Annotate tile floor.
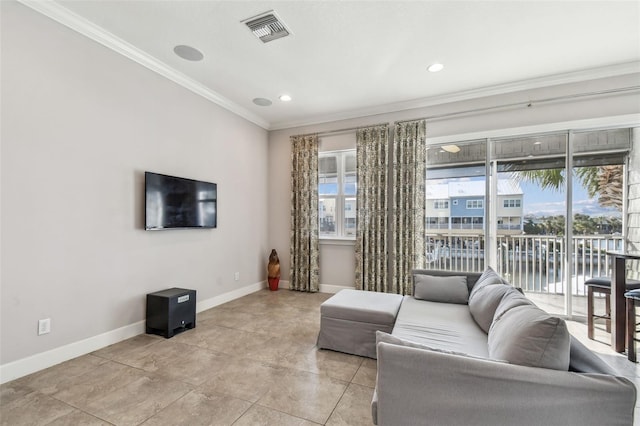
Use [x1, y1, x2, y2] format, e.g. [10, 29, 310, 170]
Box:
[1, 289, 639, 425]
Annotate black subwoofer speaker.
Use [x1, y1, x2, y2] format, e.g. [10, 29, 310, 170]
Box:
[146, 288, 196, 338]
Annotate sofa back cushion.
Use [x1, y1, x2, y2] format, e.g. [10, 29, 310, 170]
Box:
[413, 275, 468, 304]
[468, 267, 503, 299]
[488, 305, 570, 370]
[469, 283, 511, 333]
[492, 287, 535, 323]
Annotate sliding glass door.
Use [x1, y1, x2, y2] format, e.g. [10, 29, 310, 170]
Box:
[425, 128, 632, 318]
[425, 141, 487, 272]
[493, 134, 568, 316]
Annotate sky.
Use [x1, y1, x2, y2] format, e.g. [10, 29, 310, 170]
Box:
[520, 180, 621, 218]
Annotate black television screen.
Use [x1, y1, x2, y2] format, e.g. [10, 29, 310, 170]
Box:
[145, 172, 217, 230]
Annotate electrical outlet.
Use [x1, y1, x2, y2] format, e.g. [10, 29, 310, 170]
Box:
[38, 318, 51, 335]
[234, 272, 240, 281]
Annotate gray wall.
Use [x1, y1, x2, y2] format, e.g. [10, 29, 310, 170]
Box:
[268, 74, 640, 291]
[1, 3, 269, 366]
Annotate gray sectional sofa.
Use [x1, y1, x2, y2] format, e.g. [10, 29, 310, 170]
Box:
[371, 268, 637, 426]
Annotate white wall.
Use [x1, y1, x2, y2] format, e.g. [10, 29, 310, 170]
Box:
[0, 2, 269, 377]
[268, 73, 640, 290]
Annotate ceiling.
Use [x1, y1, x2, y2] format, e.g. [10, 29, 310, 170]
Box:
[24, 1, 640, 130]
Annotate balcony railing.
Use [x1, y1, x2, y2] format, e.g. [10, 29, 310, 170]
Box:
[497, 224, 522, 230]
[426, 223, 449, 230]
[451, 223, 484, 230]
[425, 234, 623, 296]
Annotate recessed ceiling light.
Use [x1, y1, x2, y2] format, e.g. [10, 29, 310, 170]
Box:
[279, 94, 292, 102]
[173, 45, 204, 61]
[442, 145, 460, 153]
[427, 63, 444, 73]
[253, 97, 272, 107]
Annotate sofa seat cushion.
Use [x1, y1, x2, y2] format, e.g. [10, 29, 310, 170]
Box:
[320, 289, 403, 325]
[392, 296, 489, 358]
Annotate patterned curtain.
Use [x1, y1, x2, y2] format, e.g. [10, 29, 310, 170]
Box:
[355, 125, 389, 292]
[392, 120, 427, 295]
[290, 134, 320, 292]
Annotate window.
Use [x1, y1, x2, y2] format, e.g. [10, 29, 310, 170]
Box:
[434, 200, 449, 209]
[319, 150, 356, 238]
[426, 216, 449, 229]
[466, 199, 483, 209]
[424, 129, 633, 318]
[451, 216, 483, 229]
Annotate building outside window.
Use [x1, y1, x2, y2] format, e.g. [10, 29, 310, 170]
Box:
[503, 199, 521, 208]
[434, 200, 449, 209]
[466, 199, 484, 209]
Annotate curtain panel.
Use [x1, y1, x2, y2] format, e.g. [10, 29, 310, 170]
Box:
[355, 125, 389, 292]
[290, 134, 320, 292]
[392, 120, 427, 295]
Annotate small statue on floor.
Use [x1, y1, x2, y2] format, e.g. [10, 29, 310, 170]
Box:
[267, 249, 280, 291]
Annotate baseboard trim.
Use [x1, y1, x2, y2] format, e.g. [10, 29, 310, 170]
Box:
[0, 320, 145, 385]
[196, 281, 267, 312]
[276, 280, 291, 289]
[319, 284, 354, 294]
[0, 282, 266, 384]
[276, 280, 353, 294]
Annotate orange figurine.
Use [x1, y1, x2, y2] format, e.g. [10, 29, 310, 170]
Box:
[267, 249, 280, 291]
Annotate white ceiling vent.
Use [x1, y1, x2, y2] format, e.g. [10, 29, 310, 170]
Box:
[243, 11, 290, 43]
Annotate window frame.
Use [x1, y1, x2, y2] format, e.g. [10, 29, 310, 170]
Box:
[434, 200, 449, 209]
[466, 199, 484, 209]
[318, 149, 357, 240]
[503, 199, 521, 208]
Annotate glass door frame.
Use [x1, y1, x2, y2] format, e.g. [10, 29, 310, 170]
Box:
[487, 133, 576, 318]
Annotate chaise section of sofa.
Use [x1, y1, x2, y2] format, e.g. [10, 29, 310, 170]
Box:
[372, 268, 637, 426]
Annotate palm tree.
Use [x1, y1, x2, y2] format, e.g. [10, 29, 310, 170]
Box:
[519, 165, 623, 211]
[594, 165, 623, 209]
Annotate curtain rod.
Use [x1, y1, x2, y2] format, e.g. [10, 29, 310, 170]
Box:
[297, 122, 389, 138]
[393, 85, 640, 125]
[293, 85, 639, 138]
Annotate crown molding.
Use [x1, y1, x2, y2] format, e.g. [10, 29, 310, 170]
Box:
[269, 61, 640, 130]
[18, 0, 271, 130]
[19, 1, 639, 132]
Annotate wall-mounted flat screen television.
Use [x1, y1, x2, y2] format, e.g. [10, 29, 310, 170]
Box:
[145, 172, 217, 230]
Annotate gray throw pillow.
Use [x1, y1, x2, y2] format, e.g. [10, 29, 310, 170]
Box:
[413, 275, 468, 304]
[469, 283, 511, 333]
[488, 305, 570, 371]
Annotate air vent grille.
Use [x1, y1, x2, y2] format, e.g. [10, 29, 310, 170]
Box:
[244, 11, 290, 43]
